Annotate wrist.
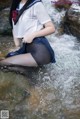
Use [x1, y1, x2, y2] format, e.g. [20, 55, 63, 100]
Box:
[33, 32, 37, 38]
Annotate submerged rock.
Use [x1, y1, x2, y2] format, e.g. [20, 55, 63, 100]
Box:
[0, 8, 12, 36]
[64, 4, 80, 38]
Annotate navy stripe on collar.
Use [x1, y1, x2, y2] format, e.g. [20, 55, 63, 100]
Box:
[14, 0, 42, 25]
[26, 0, 41, 9]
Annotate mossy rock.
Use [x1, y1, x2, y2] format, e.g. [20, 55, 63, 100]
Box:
[0, 8, 12, 36]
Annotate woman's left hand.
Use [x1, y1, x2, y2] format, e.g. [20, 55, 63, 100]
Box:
[22, 33, 36, 43]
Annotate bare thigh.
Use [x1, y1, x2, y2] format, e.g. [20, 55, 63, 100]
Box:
[0, 53, 38, 67]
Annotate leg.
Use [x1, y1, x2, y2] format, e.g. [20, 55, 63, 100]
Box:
[0, 53, 38, 67]
[27, 44, 51, 65]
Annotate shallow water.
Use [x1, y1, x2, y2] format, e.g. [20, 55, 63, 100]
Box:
[0, 0, 80, 119]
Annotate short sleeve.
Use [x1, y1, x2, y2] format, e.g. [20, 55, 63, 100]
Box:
[34, 2, 51, 24]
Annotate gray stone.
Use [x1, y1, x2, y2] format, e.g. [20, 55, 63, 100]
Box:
[64, 4, 80, 38]
[0, 8, 12, 36]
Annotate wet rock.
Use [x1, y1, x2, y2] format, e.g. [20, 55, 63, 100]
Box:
[52, 0, 72, 9]
[0, 63, 41, 81]
[0, 0, 11, 10]
[0, 8, 12, 36]
[64, 4, 80, 38]
[51, 0, 80, 9]
[0, 71, 31, 112]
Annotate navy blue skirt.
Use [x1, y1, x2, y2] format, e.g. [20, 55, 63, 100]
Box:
[6, 37, 56, 65]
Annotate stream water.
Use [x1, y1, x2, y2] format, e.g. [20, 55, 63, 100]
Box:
[0, 0, 80, 119]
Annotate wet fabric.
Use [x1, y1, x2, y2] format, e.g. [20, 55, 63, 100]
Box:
[29, 37, 56, 63]
[26, 43, 51, 65]
[12, 1, 51, 38]
[5, 43, 26, 58]
[5, 37, 56, 65]
[14, 0, 42, 25]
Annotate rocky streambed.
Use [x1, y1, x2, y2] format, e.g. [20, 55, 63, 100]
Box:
[0, 0, 80, 119]
[0, 34, 80, 119]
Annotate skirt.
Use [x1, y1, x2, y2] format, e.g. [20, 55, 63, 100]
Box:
[6, 37, 56, 65]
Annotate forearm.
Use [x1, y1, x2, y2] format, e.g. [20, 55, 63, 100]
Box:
[23, 22, 55, 43]
[34, 26, 55, 38]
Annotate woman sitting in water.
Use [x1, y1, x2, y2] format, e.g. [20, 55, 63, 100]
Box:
[0, 0, 56, 67]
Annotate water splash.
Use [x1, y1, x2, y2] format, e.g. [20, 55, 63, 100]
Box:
[0, 0, 80, 119]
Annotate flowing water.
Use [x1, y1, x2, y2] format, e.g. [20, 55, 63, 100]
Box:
[0, 0, 80, 119]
